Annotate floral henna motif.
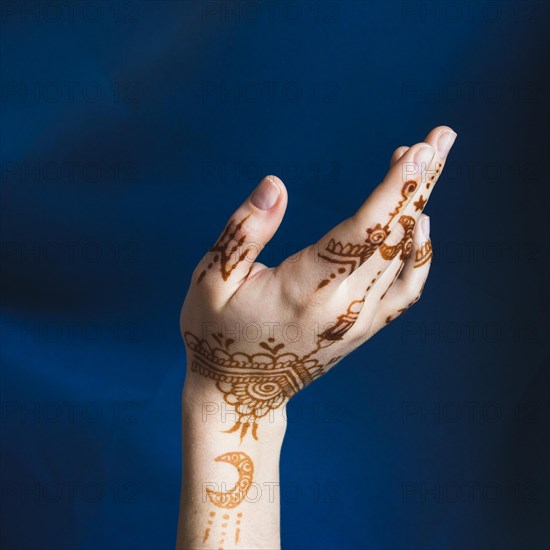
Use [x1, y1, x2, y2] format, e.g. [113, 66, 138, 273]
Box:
[413, 239, 432, 268]
[185, 332, 325, 440]
[185, 297, 368, 440]
[197, 216, 251, 285]
[316, 181, 418, 290]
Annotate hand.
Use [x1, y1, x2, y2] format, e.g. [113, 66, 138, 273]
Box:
[180, 126, 456, 441]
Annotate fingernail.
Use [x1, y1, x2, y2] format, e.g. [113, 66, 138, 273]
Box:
[437, 130, 457, 158]
[421, 215, 430, 238]
[413, 144, 435, 166]
[250, 176, 280, 210]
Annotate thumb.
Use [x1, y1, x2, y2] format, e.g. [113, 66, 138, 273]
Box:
[195, 175, 288, 290]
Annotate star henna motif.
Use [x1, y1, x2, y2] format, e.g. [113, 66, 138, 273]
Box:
[413, 195, 427, 212]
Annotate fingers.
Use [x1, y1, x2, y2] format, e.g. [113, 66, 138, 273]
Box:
[370, 214, 432, 334]
[194, 176, 288, 293]
[320, 126, 455, 294]
[307, 142, 435, 292]
[350, 142, 435, 239]
[390, 146, 409, 167]
[343, 211, 415, 293]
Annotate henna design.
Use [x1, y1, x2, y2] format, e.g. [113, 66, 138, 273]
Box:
[317, 300, 363, 345]
[219, 513, 228, 549]
[203, 510, 244, 549]
[385, 283, 425, 324]
[378, 215, 415, 300]
[186, 293, 370, 440]
[206, 452, 254, 508]
[201, 454, 252, 549]
[427, 162, 442, 189]
[203, 511, 215, 543]
[413, 240, 432, 268]
[413, 195, 427, 211]
[185, 332, 325, 439]
[197, 216, 251, 285]
[385, 296, 419, 324]
[365, 269, 383, 294]
[235, 512, 242, 544]
[316, 224, 388, 289]
[387, 180, 418, 225]
[316, 181, 418, 289]
[379, 215, 415, 261]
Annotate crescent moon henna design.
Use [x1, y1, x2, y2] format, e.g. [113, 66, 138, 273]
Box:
[185, 332, 326, 440]
[413, 239, 432, 268]
[316, 181, 418, 290]
[206, 452, 254, 509]
[197, 216, 251, 285]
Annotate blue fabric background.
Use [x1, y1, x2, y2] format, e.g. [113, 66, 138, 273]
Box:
[1, 1, 548, 549]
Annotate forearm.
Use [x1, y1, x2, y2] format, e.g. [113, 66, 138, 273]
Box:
[176, 373, 287, 549]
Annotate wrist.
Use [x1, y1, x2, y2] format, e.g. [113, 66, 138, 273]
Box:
[182, 370, 288, 447]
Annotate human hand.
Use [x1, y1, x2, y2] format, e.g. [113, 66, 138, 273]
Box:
[180, 126, 456, 441]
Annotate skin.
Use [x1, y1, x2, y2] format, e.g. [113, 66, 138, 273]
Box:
[177, 126, 457, 549]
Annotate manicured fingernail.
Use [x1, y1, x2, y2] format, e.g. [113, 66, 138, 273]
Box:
[250, 176, 280, 210]
[437, 130, 457, 158]
[421, 215, 430, 238]
[413, 144, 435, 166]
